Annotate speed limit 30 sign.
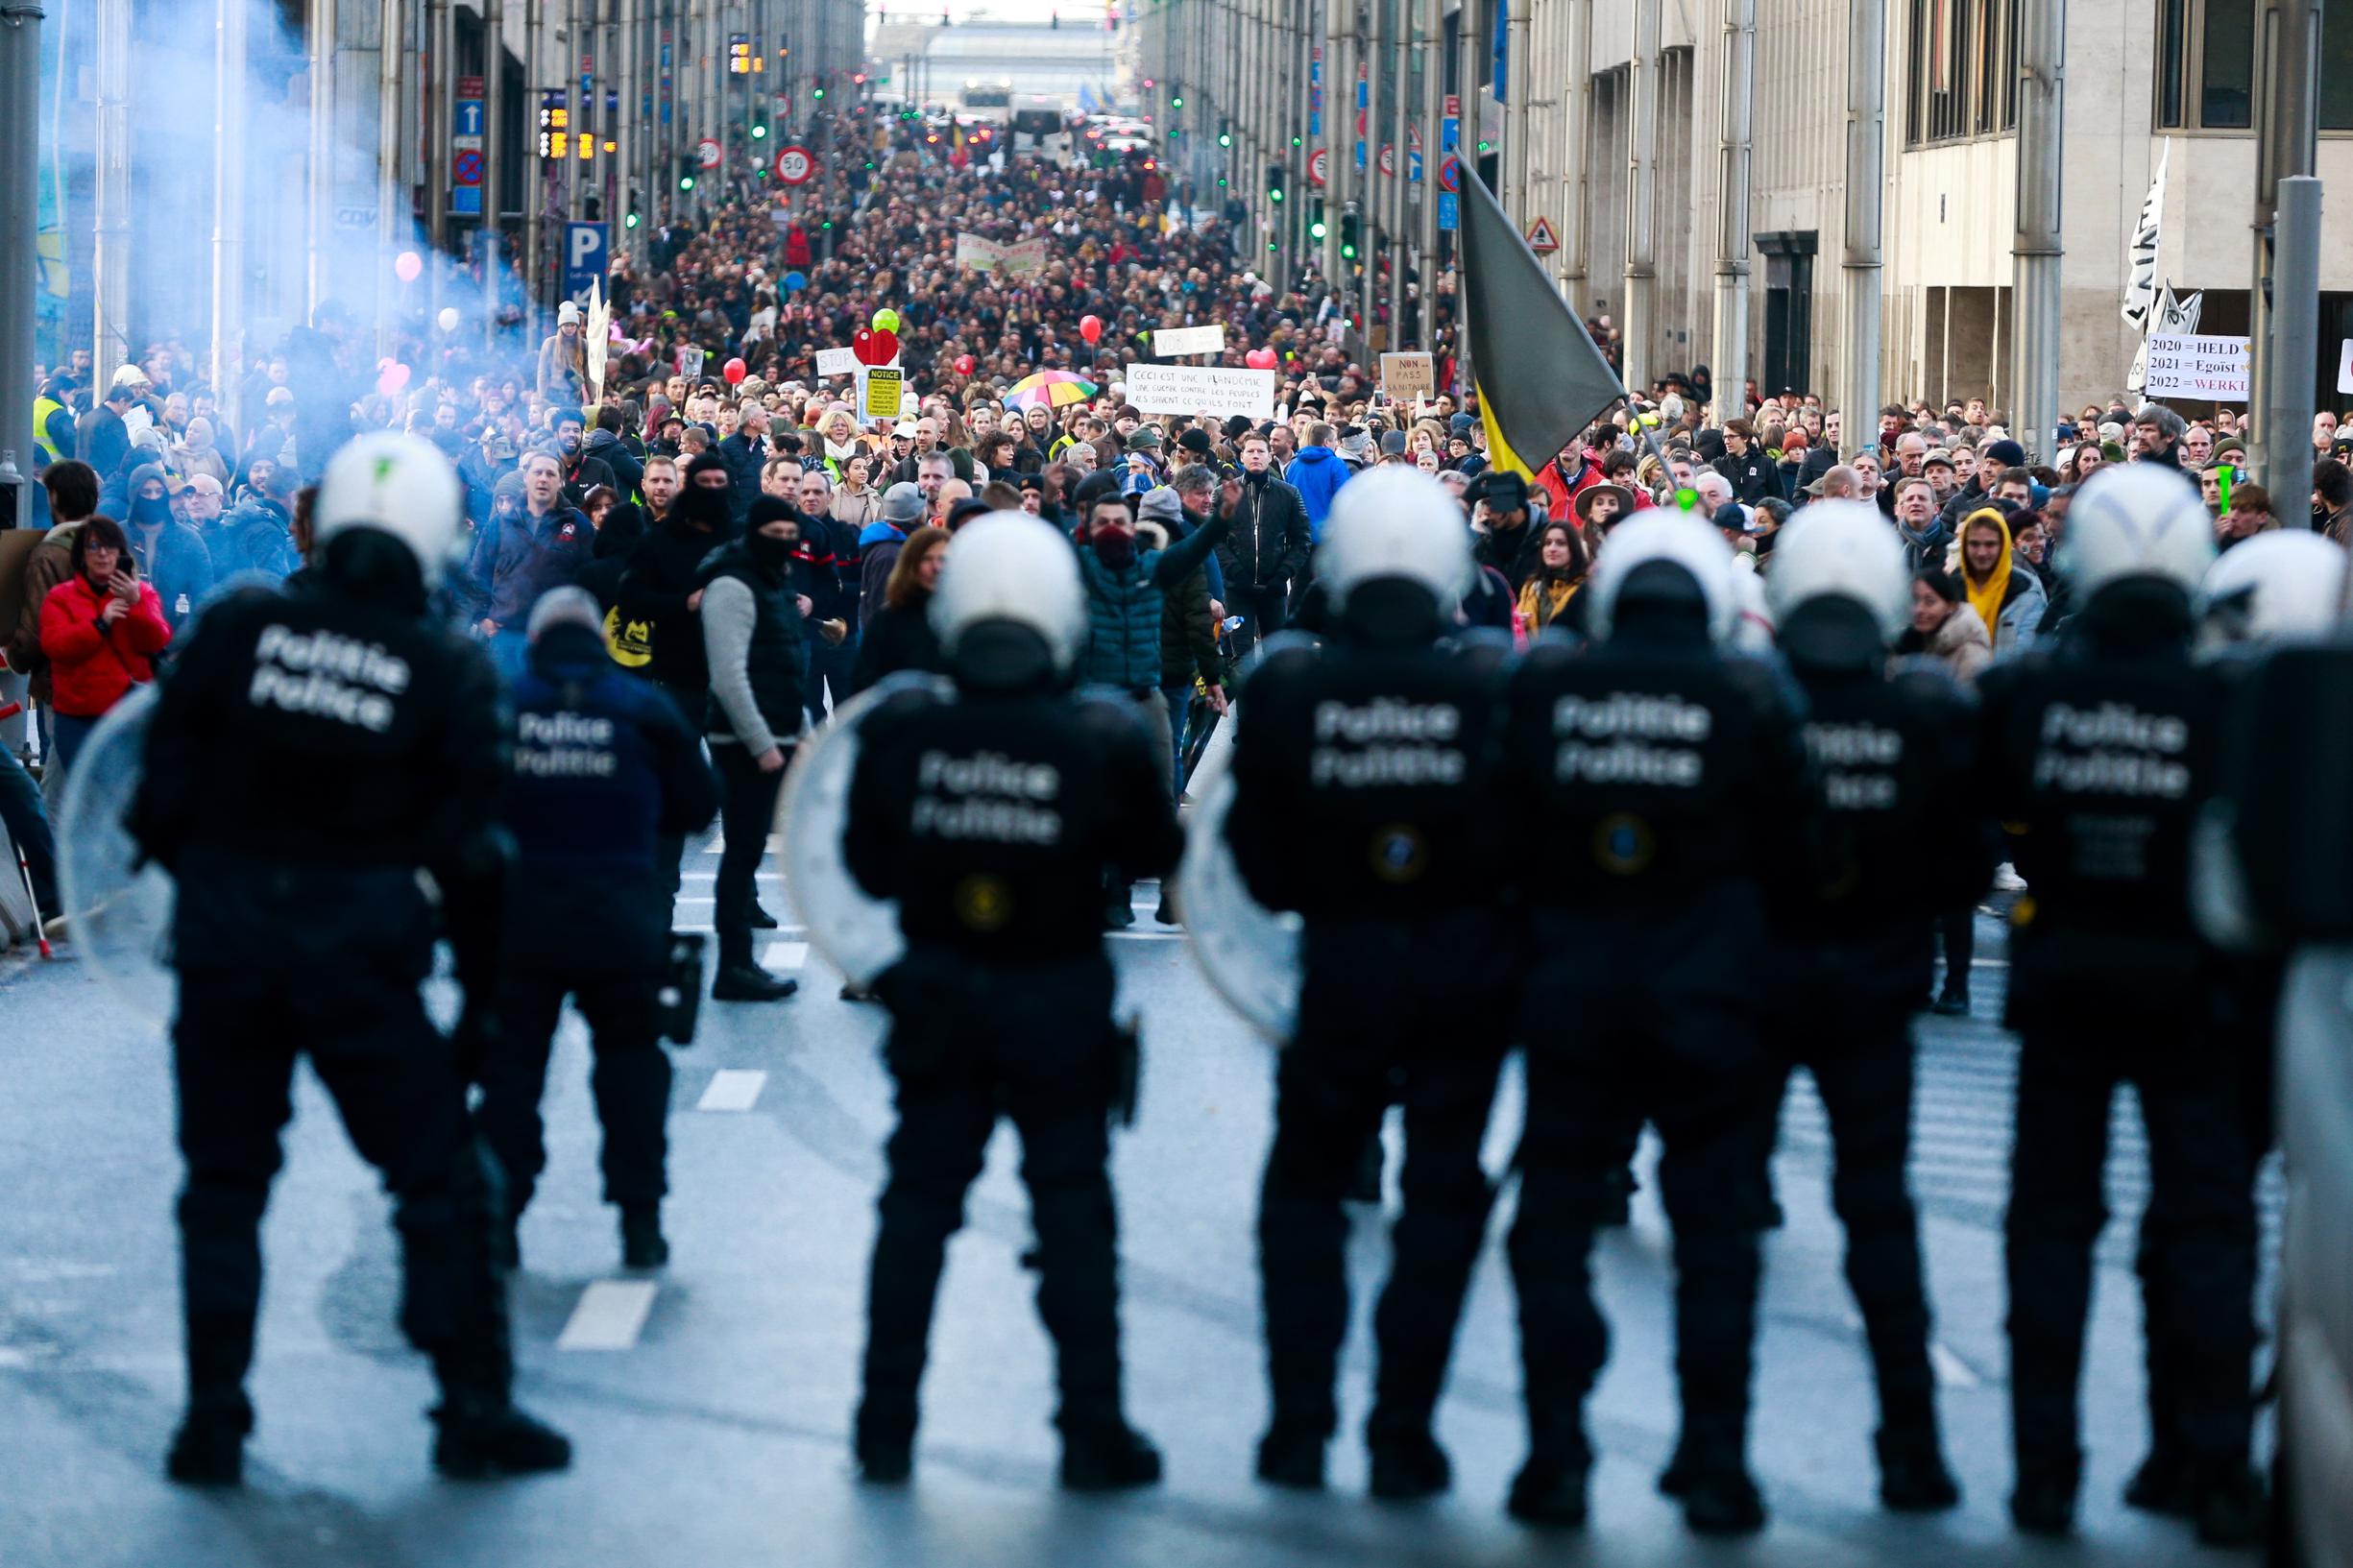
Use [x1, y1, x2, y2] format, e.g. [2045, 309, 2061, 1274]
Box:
[775, 144, 816, 184]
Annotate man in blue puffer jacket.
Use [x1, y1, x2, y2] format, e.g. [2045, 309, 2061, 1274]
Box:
[1283, 421, 1352, 543]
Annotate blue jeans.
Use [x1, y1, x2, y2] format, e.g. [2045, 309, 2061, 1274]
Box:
[487, 629, 533, 684]
[48, 711, 97, 784]
[0, 744, 59, 921]
[1161, 682, 1193, 801]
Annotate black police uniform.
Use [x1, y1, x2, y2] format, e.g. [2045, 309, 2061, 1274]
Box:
[843, 674, 1181, 1486]
[1756, 624, 1984, 1508]
[128, 564, 566, 1484]
[1978, 594, 2259, 1536]
[474, 620, 719, 1267]
[1225, 625, 1516, 1497]
[1498, 585, 1815, 1532]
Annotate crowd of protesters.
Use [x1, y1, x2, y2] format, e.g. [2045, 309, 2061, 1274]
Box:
[2, 103, 2341, 958]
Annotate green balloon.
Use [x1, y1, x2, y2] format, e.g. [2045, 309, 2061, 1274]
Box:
[871, 308, 901, 333]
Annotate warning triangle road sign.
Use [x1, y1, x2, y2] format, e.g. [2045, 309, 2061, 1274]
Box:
[1524, 216, 1561, 254]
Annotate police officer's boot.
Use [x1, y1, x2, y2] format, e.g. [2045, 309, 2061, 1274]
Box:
[1058, 1419, 1163, 1491]
[1875, 1423, 1961, 1511]
[430, 1329, 572, 1479]
[2008, 1457, 2080, 1536]
[712, 929, 798, 1002]
[1659, 1418, 1766, 1535]
[852, 1402, 915, 1485]
[165, 1314, 255, 1486]
[1366, 1409, 1452, 1502]
[2185, 1457, 2266, 1547]
[1505, 1407, 1592, 1528]
[619, 1202, 668, 1270]
[1253, 1418, 1328, 1490]
[1103, 876, 1136, 929]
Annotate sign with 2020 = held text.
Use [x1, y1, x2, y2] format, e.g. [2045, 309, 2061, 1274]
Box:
[1379, 351, 1434, 398]
[1123, 364, 1277, 422]
[1152, 325, 1226, 357]
[2143, 334, 2250, 401]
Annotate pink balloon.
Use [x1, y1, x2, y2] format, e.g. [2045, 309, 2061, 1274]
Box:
[1245, 347, 1278, 370]
[376, 359, 411, 397]
[393, 250, 424, 284]
[1079, 314, 1104, 346]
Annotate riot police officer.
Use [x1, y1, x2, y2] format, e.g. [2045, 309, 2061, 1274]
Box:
[842, 511, 1179, 1490]
[1223, 467, 1513, 1500]
[1979, 464, 2261, 1543]
[1499, 510, 1815, 1534]
[474, 587, 718, 1272]
[1755, 501, 1980, 1511]
[127, 433, 570, 1485]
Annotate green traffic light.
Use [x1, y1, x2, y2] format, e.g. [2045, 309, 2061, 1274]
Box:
[626, 212, 641, 228]
[1218, 132, 1231, 147]
[813, 86, 825, 99]
[751, 123, 766, 138]
[1217, 176, 1226, 186]
[1310, 219, 1327, 238]
[1291, 135, 1302, 146]
[1171, 94, 1183, 108]
[1477, 138, 1492, 153]
[1270, 188, 1283, 202]
[680, 175, 695, 189]
[1341, 242, 1356, 259]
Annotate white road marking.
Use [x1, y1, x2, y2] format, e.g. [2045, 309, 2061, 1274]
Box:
[697, 1069, 768, 1112]
[1930, 1340, 1981, 1389]
[556, 1280, 659, 1351]
[1106, 930, 1186, 942]
[762, 942, 809, 969]
[679, 871, 783, 883]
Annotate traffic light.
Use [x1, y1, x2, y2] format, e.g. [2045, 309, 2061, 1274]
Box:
[751, 120, 767, 139]
[537, 96, 569, 159]
[1309, 197, 1328, 241]
[679, 174, 695, 190]
[1340, 205, 1361, 261]
[1266, 162, 1284, 204]
[1171, 91, 1184, 109]
[728, 36, 752, 74]
[813, 84, 826, 100]
[1218, 123, 1232, 148]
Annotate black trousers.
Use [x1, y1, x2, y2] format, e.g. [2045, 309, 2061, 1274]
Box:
[1756, 1001, 1939, 1436]
[711, 741, 788, 968]
[0, 744, 59, 921]
[1509, 902, 1769, 1465]
[2005, 1023, 2257, 1484]
[477, 969, 669, 1219]
[1258, 916, 1510, 1440]
[1225, 582, 1289, 663]
[859, 953, 1127, 1442]
[174, 961, 503, 1414]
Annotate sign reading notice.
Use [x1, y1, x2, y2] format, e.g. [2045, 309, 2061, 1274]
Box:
[814, 347, 861, 377]
[2143, 333, 2251, 400]
[1379, 351, 1434, 398]
[1152, 325, 1225, 357]
[1123, 364, 1278, 422]
[954, 233, 1049, 277]
[861, 367, 905, 422]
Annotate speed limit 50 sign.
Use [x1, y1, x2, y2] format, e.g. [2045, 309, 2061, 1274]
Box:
[775, 145, 816, 184]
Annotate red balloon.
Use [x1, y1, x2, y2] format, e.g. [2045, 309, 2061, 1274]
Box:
[723, 356, 748, 385]
[853, 327, 875, 363]
[955, 354, 977, 375]
[1079, 314, 1104, 346]
[1245, 347, 1278, 371]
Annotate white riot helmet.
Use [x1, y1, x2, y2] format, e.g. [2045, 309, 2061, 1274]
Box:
[1586, 508, 1737, 643]
[2055, 463, 2216, 603]
[2196, 531, 2349, 649]
[929, 511, 1086, 681]
[313, 431, 465, 577]
[1765, 499, 1911, 664]
[1315, 465, 1474, 615]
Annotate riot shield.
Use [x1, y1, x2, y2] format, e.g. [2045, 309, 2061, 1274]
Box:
[1176, 713, 1301, 1043]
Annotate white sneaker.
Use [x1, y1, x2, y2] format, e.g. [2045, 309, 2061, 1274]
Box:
[39, 915, 69, 943]
[1993, 861, 2026, 893]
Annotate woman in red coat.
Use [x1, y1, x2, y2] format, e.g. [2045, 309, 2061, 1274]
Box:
[38, 513, 171, 782]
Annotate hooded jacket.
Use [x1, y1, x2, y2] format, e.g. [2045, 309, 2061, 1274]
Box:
[1074, 507, 1229, 691]
[619, 470, 734, 692]
[1283, 445, 1349, 542]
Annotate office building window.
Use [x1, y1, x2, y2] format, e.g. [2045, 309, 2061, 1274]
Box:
[2159, 0, 2353, 130]
[1905, 0, 2020, 146]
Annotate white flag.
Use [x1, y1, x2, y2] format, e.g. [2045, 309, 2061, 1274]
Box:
[2123, 142, 2171, 329]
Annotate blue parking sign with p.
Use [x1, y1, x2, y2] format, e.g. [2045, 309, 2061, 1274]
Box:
[563, 222, 609, 302]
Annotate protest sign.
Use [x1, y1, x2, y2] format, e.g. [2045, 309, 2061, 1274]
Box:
[1122, 364, 1278, 422]
[2143, 334, 2250, 401]
[954, 233, 1049, 277]
[861, 367, 906, 422]
[1379, 351, 1434, 398]
[1152, 325, 1226, 357]
[814, 347, 861, 377]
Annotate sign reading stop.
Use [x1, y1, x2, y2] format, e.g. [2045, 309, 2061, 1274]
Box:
[775, 144, 815, 184]
[1308, 147, 1329, 187]
[695, 136, 721, 170]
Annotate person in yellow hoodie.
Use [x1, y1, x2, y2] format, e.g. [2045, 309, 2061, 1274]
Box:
[1954, 507, 2048, 656]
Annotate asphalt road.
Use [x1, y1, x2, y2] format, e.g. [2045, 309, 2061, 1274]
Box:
[0, 861, 2270, 1568]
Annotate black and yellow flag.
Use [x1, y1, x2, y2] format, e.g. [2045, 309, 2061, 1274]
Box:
[1461, 167, 1627, 482]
